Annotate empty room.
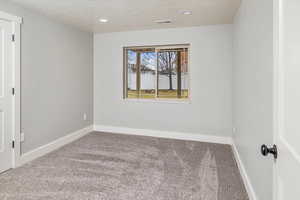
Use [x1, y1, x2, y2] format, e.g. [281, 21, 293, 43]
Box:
[0, 0, 298, 199]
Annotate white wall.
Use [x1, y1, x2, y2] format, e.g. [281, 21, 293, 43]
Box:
[0, 1, 94, 153]
[233, 0, 274, 199]
[94, 25, 233, 137]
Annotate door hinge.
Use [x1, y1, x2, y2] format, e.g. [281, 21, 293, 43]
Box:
[12, 88, 15, 95]
[12, 141, 15, 149]
[12, 34, 15, 42]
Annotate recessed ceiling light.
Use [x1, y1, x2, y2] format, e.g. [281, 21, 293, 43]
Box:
[180, 10, 192, 15]
[99, 18, 108, 23]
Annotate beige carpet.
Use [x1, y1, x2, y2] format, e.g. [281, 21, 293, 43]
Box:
[0, 132, 249, 200]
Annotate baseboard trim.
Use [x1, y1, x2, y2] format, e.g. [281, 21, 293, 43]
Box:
[17, 125, 93, 167]
[231, 142, 258, 200]
[94, 125, 232, 144]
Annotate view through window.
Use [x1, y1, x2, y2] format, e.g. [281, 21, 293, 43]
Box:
[124, 45, 189, 100]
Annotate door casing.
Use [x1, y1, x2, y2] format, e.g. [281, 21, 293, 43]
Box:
[0, 11, 22, 168]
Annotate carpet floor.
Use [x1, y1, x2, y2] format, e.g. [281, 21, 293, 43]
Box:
[0, 132, 249, 200]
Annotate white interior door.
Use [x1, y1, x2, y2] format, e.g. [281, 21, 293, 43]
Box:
[274, 0, 300, 199]
[0, 19, 13, 173]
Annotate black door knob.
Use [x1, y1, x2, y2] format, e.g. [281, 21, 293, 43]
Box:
[261, 144, 278, 159]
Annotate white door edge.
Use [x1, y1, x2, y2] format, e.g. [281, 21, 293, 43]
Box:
[272, 0, 300, 199]
[273, 0, 280, 199]
[273, 0, 284, 199]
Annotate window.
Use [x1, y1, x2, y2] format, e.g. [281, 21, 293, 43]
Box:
[124, 44, 189, 100]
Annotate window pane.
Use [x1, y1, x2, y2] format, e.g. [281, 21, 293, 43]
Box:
[157, 49, 189, 99]
[180, 49, 189, 98]
[124, 45, 189, 100]
[127, 50, 138, 98]
[140, 51, 156, 98]
[157, 51, 177, 98]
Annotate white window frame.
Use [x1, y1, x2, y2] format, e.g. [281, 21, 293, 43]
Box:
[123, 44, 191, 103]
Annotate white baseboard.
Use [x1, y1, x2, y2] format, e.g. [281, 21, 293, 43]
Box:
[231, 142, 257, 200]
[94, 125, 233, 145]
[17, 125, 93, 167]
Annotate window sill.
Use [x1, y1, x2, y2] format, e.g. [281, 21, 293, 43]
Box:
[123, 98, 191, 104]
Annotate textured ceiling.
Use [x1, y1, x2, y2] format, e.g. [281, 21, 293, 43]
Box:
[8, 0, 241, 33]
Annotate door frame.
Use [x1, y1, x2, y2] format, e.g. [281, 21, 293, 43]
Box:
[0, 11, 22, 168]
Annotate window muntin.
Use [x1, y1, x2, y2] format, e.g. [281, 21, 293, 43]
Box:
[124, 45, 189, 100]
